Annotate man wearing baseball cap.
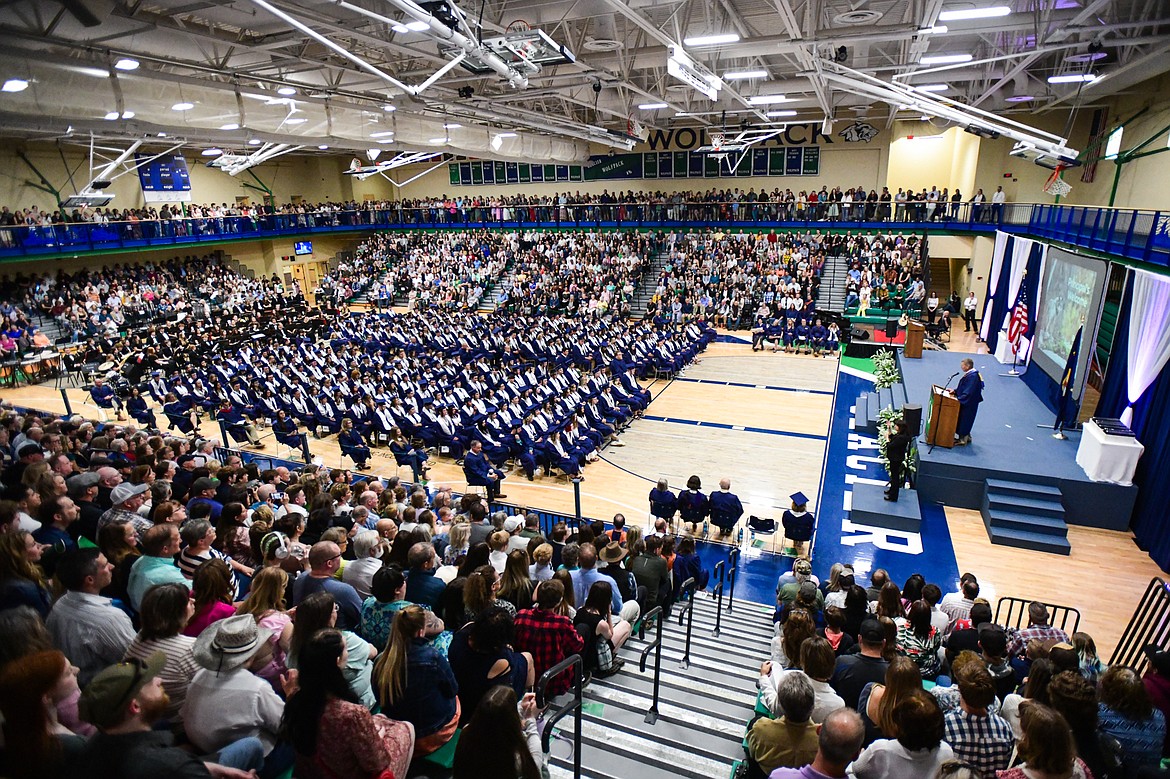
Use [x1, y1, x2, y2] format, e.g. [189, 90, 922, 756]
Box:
[97, 481, 152, 543]
[76, 652, 263, 778]
[186, 477, 225, 522]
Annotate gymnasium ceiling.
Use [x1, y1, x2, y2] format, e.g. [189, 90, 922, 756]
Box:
[0, 0, 1166, 162]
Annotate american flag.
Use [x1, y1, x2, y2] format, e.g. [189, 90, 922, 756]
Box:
[1008, 286, 1029, 354]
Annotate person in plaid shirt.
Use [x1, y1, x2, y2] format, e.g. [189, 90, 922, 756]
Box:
[512, 579, 584, 697]
[1006, 602, 1070, 658]
[943, 662, 1015, 779]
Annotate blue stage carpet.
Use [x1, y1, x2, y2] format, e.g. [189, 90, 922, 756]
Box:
[811, 367, 961, 592]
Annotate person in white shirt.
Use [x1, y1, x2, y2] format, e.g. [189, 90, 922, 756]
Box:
[848, 689, 955, 778]
[991, 186, 1007, 222]
[342, 530, 385, 600]
[962, 292, 979, 332]
[46, 548, 136, 687]
[760, 638, 846, 723]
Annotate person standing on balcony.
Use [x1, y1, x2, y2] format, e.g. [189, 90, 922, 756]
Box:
[992, 186, 1007, 222]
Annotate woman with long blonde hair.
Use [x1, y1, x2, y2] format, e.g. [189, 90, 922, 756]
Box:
[373, 605, 459, 755]
[0, 531, 50, 617]
[860, 655, 923, 744]
[236, 566, 294, 689]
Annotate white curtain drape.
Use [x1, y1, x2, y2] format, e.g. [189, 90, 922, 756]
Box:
[1123, 268, 1170, 424]
[979, 231, 1011, 342]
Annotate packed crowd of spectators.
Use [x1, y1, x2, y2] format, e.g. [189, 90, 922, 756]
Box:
[493, 230, 658, 318]
[0, 400, 725, 779]
[841, 233, 927, 315]
[743, 560, 1164, 779]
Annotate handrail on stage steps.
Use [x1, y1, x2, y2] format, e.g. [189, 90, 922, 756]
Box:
[637, 605, 665, 725]
[711, 559, 726, 638]
[536, 653, 585, 779]
[676, 576, 698, 670]
[1109, 577, 1170, 675]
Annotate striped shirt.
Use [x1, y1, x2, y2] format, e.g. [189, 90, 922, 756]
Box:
[943, 709, 1015, 779]
[124, 634, 199, 721]
[45, 591, 137, 687]
[178, 546, 239, 600]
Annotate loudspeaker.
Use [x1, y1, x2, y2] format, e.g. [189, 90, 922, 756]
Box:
[852, 327, 870, 340]
[885, 319, 899, 338]
[902, 403, 923, 436]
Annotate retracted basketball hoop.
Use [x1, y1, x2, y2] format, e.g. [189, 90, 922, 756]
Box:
[1043, 163, 1072, 197]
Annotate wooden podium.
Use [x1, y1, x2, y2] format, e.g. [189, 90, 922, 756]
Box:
[904, 322, 925, 359]
[926, 384, 960, 448]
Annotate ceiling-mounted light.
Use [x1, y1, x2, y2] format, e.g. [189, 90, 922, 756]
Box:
[277, 86, 297, 96]
[1005, 94, 1035, 103]
[765, 110, 797, 117]
[391, 23, 409, 33]
[444, 123, 462, 129]
[121, 111, 134, 119]
[911, 84, 949, 92]
[938, 5, 1010, 20]
[1, 79, 28, 93]
[202, 148, 223, 156]
[383, 104, 396, 112]
[1048, 73, 1097, 83]
[497, 132, 518, 138]
[919, 25, 948, 33]
[920, 53, 972, 65]
[723, 70, 767, 80]
[405, 20, 430, 31]
[748, 94, 788, 105]
[114, 58, 139, 71]
[428, 137, 447, 144]
[171, 102, 194, 111]
[638, 102, 668, 110]
[248, 139, 263, 145]
[285, 117, 307, 124]
[103, 111, 119, 120]
[318, 144, 329, 150]
[157, 132, 166, 137]
[683, 33, 740, 46]
[370, 131, 395, 138]
[220, 123, 240, 130]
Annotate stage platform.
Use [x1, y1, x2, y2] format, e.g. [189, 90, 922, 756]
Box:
[899, 350, 1137, 535]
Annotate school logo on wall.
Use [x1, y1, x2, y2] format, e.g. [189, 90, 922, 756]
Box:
[839, 122, 880, 143]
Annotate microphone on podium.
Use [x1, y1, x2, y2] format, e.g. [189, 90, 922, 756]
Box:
[942, 371, 960, 391]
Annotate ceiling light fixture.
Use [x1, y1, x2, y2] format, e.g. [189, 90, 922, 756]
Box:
[428, 137, 447, 144]
[405, 20, 430, 31]
[1048, 73, 1097, 83]
[920, 53, 972, 65]
[748, 94, 788, 105]
[121, 111, 134, 119]
[171, 102, 194, 111]
[114, 58, 139, 71]
[444, 123, 462, 129]
[919, 24, 948, 33]
[277, 86, 297, 96]
[383, 104, 396, 112]
[318, 144, 329, 150]
[248, 139, 263, 145]
[911, 83, 949, 92]
[766, 110, 797, 117]
[285, 117, 307, 124]
[938, 6, 1010, 20]
[103, 111, 119, 120]
[370, 131, 395, 137]
[220, 123, 240, 130]
[1, 79, 28, 92]
[391, 23, 409, 33]
[638, 102, 668, 110]
[723, 70, 767, 80]
[683, 33, 740, 46]
[202, 148, 223, 156]
[497, 132, 518, 138]
[1005, 94, 1035, 102]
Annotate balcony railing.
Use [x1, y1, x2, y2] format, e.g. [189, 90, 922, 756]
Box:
[1, 200, 1166, 267]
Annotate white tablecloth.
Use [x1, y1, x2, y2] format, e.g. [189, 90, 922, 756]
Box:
[994, 329, 1032, 365]
[1076, 419, 1144, 485]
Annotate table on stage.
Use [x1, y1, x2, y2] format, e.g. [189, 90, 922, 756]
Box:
[1076, 419, 1144, 486]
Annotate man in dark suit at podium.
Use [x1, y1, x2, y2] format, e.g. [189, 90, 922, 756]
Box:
[953, 357, 984, 446]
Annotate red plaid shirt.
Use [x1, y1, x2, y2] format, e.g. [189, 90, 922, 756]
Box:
[513, 607, 585, 696]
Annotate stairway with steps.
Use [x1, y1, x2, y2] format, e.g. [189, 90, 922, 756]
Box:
[629, 250, 672, 320]
[816, 254, 850, 312]
[476, 257, 516, 313]
[927, 256, 951, 298]
[853, 380, 910, 435]
[541, 593, 774, 779]
[981, 478, 1071, 555]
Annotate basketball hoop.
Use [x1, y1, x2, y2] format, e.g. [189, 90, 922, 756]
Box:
[1043, 164, 1072, 197]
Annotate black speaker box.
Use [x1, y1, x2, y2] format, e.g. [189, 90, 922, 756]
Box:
[902, 403, 923, 436]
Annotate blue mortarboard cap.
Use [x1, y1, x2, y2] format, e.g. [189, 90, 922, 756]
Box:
[790, 491, 809, 506]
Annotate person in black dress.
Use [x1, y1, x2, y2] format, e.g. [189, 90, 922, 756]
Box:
[885, 420, 912, 501]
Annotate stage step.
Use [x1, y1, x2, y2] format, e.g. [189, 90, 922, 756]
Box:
[985, 526, 1072, 555]
[984, 478, 1063, 500]
[981, 478, 1070, 556]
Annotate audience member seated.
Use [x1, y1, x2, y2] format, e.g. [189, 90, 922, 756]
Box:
[746, 671, 820, 777]
[849, 689, 955, 778]
[832, 619, 890, 710]
[942, 662, 1016, 778]
[45, 548, 135, 687]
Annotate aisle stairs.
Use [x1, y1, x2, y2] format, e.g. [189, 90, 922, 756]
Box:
[980, 478, 1071, 555]
[816, 254, 850, 311]
[630, 250, 673, 319]
[409, 590, 774, 779]
[476, 256, 516, 313]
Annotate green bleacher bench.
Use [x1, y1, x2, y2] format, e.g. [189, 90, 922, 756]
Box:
[421, 729, 460, 769]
